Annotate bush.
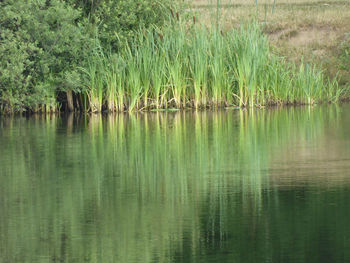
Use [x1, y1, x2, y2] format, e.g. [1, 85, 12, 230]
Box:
[93, 0, 175, 51]
[65, 0, 177, 51]
[0, 0, 94, 112]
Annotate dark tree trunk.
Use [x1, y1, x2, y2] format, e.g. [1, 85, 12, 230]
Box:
[66, 90, 74, 112]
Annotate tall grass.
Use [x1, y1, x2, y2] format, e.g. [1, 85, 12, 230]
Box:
[80, 23, 342, 112]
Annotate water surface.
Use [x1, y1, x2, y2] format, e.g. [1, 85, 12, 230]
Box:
[1, 106, 350, 263]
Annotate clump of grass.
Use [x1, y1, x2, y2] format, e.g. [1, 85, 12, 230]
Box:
[80, 23, 343, 112]
[81, 49, 104, 112]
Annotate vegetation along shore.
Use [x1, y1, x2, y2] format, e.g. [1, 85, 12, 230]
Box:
[1, 0, 349, 113]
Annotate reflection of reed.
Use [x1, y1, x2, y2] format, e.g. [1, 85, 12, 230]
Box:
[0, 105, 349, 262]
[262, 106, 350, 187]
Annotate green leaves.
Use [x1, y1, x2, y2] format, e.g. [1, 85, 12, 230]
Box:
[0, 0, 94, 112]
[93, 0, 175, 51]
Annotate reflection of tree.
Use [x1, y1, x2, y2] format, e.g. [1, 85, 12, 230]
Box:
[0, 105, 349, 262]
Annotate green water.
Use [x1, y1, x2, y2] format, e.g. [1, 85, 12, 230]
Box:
[1, 106, 350, 263]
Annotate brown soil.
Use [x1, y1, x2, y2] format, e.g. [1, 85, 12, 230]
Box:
[269, 26, 339, 46]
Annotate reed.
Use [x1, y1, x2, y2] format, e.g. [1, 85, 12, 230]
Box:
[104, 55, 118, 112]
[79, 23, 343, 112]
[208, 32, 228, 106]
[81, 56, 103, 112]
[163, 28, 187, 108]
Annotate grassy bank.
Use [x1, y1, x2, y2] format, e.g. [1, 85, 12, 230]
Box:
[79, 24, 342, 112]
[1, 0, 349, 113]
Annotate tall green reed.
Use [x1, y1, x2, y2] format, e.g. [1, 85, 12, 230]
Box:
[79, 23, 342, 112]
[81, 50, 104, 112]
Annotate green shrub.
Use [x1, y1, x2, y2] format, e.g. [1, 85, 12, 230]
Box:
[0, 0, 94, 112]
[65, 0, 177, 51]
[92, 0, 176, 51]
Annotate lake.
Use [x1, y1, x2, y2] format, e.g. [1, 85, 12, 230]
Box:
[1, 105, 350, 263]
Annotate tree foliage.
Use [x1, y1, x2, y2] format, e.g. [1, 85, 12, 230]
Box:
[0, 0, 93, 111]
[93, 0, 173, 50]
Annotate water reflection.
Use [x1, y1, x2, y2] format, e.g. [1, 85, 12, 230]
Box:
[0, 106, 350, 263]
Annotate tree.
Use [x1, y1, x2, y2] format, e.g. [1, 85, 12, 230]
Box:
[0, 0, 93, 112]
